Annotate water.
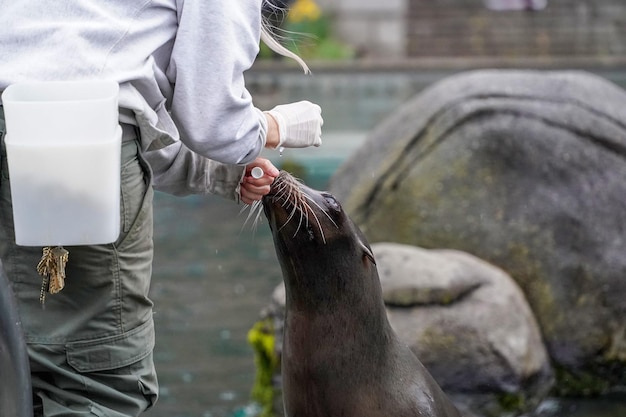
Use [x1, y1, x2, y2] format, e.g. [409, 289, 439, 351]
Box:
[145, 191, 279, 417]
[144, 67, 626, 417]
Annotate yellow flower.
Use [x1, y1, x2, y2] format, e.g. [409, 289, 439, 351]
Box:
[287, 0, 322, 23]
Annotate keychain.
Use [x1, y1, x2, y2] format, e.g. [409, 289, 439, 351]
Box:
[37, 246, 69, 305]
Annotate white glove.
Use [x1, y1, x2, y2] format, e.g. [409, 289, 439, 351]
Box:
[265, 101, 323, 148]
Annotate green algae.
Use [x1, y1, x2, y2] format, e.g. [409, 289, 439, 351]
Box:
[553, 365, 612, 397]
[497, 392, 526, 413]
[247, 318, 280, 417]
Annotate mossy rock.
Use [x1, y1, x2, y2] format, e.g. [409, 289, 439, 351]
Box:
[329, 69, 626, 394]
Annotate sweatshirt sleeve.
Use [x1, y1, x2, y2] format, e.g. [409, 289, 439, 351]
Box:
[167, 0, 266, 166]
[142, 139, 246, 200]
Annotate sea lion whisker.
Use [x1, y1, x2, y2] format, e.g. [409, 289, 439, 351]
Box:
[273, 190, 325, 243]
[303, 194, 339, 229]
[281, 177, 298, 191]
[271, 174, 331, 242]
[251, 202, 266, 231]
[277, 182, 302, 213]
[279, 184, 297, 206]
[239, 200, 265, 233]
[292, 207, 307, 239]
[299, 197, 327, 244]
[276, 182, 291, 198]
[277, 201, 302, 235]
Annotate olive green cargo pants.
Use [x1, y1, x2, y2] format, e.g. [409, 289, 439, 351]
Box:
[0, 108, 158, 416]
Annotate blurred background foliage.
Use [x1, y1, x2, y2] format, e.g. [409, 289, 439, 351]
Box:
[260, 0, 355, 61]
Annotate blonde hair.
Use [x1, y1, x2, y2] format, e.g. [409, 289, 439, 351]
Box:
[260, 2, 310, 74]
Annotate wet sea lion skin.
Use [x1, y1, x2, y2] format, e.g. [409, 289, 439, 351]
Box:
[262, 171, 461, 417]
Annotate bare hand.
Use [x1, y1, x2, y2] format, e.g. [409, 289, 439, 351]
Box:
[240, 157, 279, 205]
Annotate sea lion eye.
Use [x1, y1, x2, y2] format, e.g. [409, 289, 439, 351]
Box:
[322, 193, 341, 212]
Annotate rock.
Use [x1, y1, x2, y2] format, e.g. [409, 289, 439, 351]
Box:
[375, 243, 483, 306]
[329, 69, 626, 393]
[373, 242, 553, 416]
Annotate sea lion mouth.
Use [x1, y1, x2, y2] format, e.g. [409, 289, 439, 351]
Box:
[262, 171, 338, 244]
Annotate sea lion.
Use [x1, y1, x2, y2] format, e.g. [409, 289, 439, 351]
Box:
[261, 171, 462, 417]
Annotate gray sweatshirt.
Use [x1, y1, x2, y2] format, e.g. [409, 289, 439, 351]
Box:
[0, 0, 269, 199]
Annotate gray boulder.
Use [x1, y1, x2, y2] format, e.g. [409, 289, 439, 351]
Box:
[373, 242, 552, 416]
[329, 69, 626, 394]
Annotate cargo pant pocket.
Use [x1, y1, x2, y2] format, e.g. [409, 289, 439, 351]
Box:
[65, 319, 158, 414]
[66, 319, 154, 372]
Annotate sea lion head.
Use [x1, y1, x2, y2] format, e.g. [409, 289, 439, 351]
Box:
[262, 171, 377, 309]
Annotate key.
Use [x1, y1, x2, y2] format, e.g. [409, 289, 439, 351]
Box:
[37, 246, 69, 304]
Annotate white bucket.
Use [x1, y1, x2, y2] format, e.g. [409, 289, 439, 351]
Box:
[2, 80, 122, 246]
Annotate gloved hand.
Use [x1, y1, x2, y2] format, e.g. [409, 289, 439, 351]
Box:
[265, 101, 323, 148]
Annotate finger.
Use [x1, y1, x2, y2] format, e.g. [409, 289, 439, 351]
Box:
[241, 183, 270, 202]
[244, 176, 274, 187]
[253, 158, 279, 178]
[241, 195, 255, 205]
[245, 183, 271, 195]
[240, 188, 258, 205]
